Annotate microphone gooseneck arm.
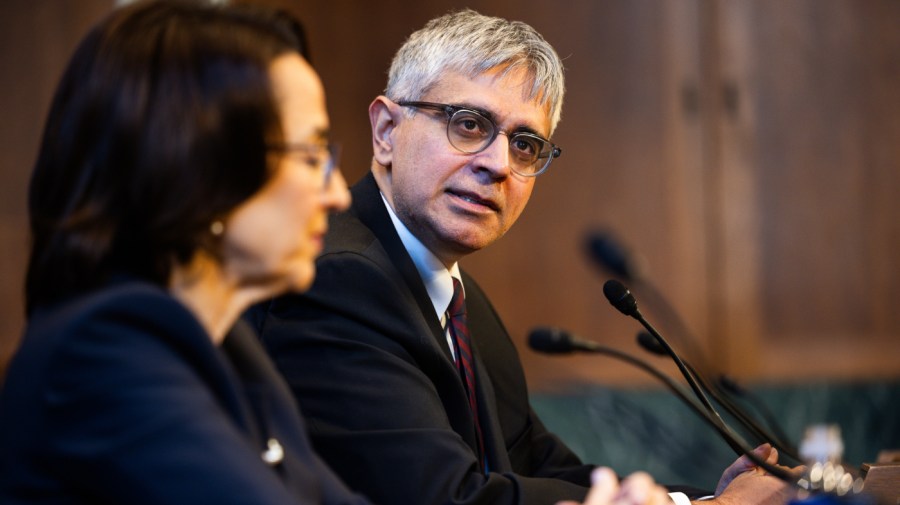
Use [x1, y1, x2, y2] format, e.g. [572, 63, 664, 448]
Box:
[602, 280, 722, 423]
[636, 332, 802, 462]
[718, 376, 798, 457]
[587, 231, 798, 459]
[601, 280, 802, 483]
[528, 326, 797, 484]
[529, 328, 706, 411]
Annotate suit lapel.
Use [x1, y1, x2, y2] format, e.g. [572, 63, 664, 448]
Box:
[349, 173, 454, 362]
[220, 321, 272, 446]
[460, 271, 513, 472]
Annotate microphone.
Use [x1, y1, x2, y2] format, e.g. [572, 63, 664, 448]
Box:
[586, 230, 643, 280]
[528, 327, 715, 425]
[587, 231, 802, 461]
[601, 280, 805, 481]
[528, 327, 603, 353]
[602, 280, 719, 418]
[636, 330, 666, 355]
[589, 231, 798, 459]
[586, 230, 710, 373]
[589, 230, 798, 460]
[602, 278, 639, 317]
[636, 331, 801, 462]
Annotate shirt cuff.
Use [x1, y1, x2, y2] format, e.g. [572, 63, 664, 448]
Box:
[670, 492, 715, 504]
[669, 492, 692, 505]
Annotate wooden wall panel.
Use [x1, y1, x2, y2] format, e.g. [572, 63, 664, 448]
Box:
[0, 0, 114, 380]
[713, 0, 900, 380]
[1, 0, 897, 390]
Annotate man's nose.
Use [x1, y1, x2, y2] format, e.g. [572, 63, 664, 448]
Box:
[473, 133, 511, 178]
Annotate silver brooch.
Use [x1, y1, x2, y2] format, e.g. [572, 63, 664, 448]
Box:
[261, 438, 284, 466]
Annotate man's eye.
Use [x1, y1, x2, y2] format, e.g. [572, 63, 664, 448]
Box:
[450, 113, 490, 138]
[513, 139, 535, 155]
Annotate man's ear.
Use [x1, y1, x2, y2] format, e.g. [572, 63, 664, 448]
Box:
[369, 96, 398, 167]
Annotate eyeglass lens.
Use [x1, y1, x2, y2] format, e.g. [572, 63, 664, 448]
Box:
[446, 109, 553, 175]
[323, 143, 340, 185]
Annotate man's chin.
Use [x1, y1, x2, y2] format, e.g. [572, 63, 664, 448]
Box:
[447, 232, 500, 256]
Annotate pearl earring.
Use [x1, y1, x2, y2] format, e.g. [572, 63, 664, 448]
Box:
[210, 220, 225, 236]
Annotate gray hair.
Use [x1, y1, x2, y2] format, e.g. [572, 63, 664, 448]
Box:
[385, 9, 565, 133]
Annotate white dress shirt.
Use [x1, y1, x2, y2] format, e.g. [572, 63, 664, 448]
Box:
[381, 193, 461, 360]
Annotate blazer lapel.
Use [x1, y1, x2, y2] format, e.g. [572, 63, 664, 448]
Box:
[221, 319, 307, 468]
[349, 173, 454, 362]
[460, 271, 513, 473]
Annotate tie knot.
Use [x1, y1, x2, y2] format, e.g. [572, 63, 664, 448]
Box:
[448, 278, 466, 319]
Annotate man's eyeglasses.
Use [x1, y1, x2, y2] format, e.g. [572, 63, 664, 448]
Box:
[396, 101, 561, 177]
[268, 142, 340, 186]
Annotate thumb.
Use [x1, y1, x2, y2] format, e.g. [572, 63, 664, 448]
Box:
[765, 446, 779, 466]
[743, 443, 774, 471]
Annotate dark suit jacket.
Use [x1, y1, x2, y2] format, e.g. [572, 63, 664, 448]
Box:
[249, 172, 594, 505]
[0, 281, 369, 505]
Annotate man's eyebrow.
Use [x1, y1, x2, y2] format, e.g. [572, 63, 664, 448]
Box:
[453, 102, 547, 139]
[511, 124, 545, 139]
[453, 102, 494, 119]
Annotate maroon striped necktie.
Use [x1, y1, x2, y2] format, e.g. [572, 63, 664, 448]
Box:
[447, 277, 485, 469]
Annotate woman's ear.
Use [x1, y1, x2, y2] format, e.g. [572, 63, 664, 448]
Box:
[369, 96, 398, 167]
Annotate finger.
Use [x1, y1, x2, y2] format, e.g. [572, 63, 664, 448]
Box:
[639, 480, 671, 505]
[715, 444, 773, 496]
[649, 484, 673, 505]
[582, 467, 619, 505]
[751, 443, 773, 462]
[765, 446, 779, 465]
[728, 452, 759, 475]
[771, 463, 806, 480]
[615, 471, 655, 505]
[741, 443, 774, 472]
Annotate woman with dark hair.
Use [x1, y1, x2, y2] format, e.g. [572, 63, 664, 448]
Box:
[0, 1, 369, 503]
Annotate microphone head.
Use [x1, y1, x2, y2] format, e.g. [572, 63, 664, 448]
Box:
[717, 375, 746, 395]
[528, 327, 575, 354]
[585, 231, 641, 280]
[603, 279, 639, 317]
[636, 331, 666, 356]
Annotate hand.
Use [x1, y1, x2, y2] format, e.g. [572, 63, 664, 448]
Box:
[715, 443, 778, 495]
[710, 444, 802, 505]
[557, 467, 671, 505]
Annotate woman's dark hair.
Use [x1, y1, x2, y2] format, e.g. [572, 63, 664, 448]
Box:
[25, 0, 307, 314]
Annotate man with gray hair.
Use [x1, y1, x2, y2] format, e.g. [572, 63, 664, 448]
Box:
[250, 9, 794, 505]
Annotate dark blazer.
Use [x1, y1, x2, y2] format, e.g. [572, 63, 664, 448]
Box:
[0, 281, 369, 505]
[249, 172, 594, 505]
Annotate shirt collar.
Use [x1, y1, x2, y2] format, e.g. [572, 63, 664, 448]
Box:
[380, 193, 461, 321]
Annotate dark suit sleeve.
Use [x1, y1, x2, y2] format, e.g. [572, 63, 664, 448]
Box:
[257, 251, 591, 505]
[40, 296, 315, 505]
